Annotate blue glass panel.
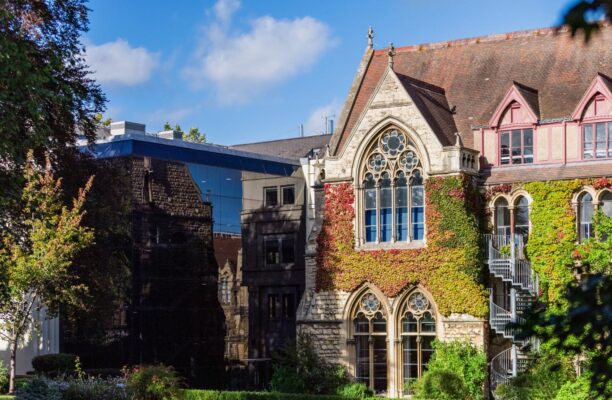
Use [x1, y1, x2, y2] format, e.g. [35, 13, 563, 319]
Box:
[365, 209, 377, 242]
[411, 207, 424, 223]
[412, 224, 424, 241]
[380, 208, 392, 242]
[396, 208, 408, 241]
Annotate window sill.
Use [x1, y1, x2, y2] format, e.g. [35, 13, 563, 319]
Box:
[357, 241, 426, 251]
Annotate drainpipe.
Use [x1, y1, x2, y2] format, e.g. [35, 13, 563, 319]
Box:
[512, 344, 518, 377]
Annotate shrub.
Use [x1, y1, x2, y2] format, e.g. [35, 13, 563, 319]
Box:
[270, 333, 348, 395]
[495, 350, 575, 400]
[127, 364, 183, 400]
[416, 370, 469, 400]
[412, 340, 486, 400]
[31, 354, 77, 377]
[14, 377, 63, 400]
[62, 377, 127, 400]
[335, 383, 373, 398]
[555, 375, 591, 400]
[183, 390, 378, 400]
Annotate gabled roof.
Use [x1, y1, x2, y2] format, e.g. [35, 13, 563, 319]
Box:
[230, 134, 332, 161]
[488, 82, 540, 126]
[571, 72, 612, 119]
[330, 25, 612, 154]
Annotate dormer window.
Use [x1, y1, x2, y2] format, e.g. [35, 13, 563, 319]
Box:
[360, 129, 425, 244]
[583, 122, 612, 159]
[500, 128, 533, 165]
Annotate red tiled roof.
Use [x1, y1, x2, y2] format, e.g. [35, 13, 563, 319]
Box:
[331, 25, 612, 155]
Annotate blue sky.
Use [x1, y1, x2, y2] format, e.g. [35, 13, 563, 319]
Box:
[85, 0, 573, 145]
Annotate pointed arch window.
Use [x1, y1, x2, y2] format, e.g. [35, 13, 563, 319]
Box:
[601, 191, 612, 218]
[361, 129, 425, 243]
[514, 196, 530, 242]
[352, 292, 388, 393]
[579, 192, 594, 242]
[494, 198, 511, 236]
[399, 290, 437, 388]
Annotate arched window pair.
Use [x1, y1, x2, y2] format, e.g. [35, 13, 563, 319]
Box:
[362, 129, 425, 243]
[350, 290, 436, 393]
[494, 196, 530, 241]
[577, 190, 612, 242]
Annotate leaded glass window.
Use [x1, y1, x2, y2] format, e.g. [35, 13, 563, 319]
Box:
[352, 292, 388, 393]
[399, 290, 437, 390]
[361, 129, 425, 244]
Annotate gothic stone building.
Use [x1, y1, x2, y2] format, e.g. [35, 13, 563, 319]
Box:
[297, 26, 612, 397]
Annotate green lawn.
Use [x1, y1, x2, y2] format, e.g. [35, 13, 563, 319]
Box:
[0, 396, 14, 399]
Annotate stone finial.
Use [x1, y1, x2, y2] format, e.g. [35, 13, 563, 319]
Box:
[387, 42, 396, 69]
[455, 132, 463, 148]
[367, 26, 374, 48]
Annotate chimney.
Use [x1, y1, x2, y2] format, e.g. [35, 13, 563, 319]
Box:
[158, 130, 183, 140]
[110, 121, 146, 136]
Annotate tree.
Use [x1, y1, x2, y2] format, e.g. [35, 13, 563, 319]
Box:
[162, 122, 206, 143]
[183, 127, 206, 144]
[0, 0, 105, 175]
[562, 0, 612, 41]
[516, 212, 612, 398]
[0, 152, 94, 393]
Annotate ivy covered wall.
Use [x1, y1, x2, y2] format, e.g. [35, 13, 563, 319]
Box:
[315, 174, 488, 318]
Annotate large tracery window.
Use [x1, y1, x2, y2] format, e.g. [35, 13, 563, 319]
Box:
[352, 292, 388, 393]
[361, 129, 425, 243]
[400, 291, 437, 388]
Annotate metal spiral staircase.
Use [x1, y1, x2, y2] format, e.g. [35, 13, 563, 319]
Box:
[485, 234, 539, 393]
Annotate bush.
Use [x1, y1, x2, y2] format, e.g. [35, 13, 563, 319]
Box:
[127, 364, 183, 400]
[183, 390, 377, 400]
[15, 377, 63, 400]
[31, 354, 77, 377]
[335, 383, 373, 398]
[270, 334, 348, 395]
[412, 340, 486, 400]
[0, 360, 8, 393]
[555, 375, 591, 400]
[495, 350, 575, 400]
[62, 377, 127, 400]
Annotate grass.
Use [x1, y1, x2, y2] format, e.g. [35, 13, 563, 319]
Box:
[0, 396, 14, 399]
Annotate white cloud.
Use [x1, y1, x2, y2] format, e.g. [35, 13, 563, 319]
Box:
[85, 39, 160, 86]
[184, 0, 336, 104]
[304, 99, 341, 135]
[213, 0, 240, 26]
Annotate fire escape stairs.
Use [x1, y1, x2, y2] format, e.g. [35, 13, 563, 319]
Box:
[485, 234, 539, 395]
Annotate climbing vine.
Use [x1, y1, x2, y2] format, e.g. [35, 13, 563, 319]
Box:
[316, 175, 488, 318]
[523, 180, 583, 304]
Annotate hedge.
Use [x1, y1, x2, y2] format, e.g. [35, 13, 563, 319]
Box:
[184, 390, 391, 400]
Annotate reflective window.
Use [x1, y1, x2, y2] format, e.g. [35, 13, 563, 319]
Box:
[495, 198, 511, 236]
[282, 185, 295, 205]
[400, 291, 437, 391]
[352, 292, 387, 393]
[514, 196, 530, 242]
[500, 129, 533, 165]
[264, 187, 279, 206]
[579, 193, 594, 242]
[361, 129, 425, 244]
[583, 122, 612, 159]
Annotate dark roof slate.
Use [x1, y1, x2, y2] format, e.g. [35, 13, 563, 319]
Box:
[230, 134, 332, 161]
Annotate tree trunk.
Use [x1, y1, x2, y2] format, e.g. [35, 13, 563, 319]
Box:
[8, 338, 17, 394]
